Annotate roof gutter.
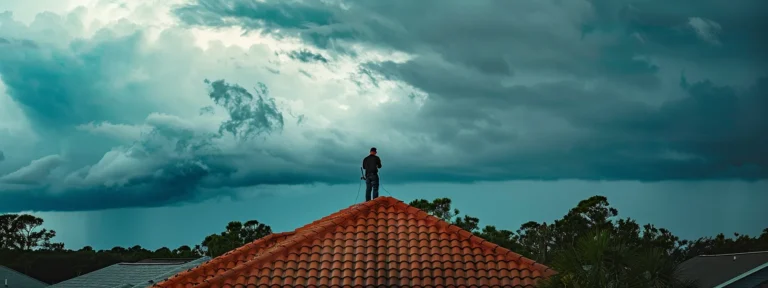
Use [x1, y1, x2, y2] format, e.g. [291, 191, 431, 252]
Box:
[713, 261, 768, 288]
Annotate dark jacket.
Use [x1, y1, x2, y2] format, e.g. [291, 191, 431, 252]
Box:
[362, 155, 382, 175]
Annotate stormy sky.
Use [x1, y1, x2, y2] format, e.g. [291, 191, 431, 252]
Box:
[0, 0, 766, 249]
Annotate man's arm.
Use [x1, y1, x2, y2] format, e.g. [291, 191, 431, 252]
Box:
[377, 156, 382, 168]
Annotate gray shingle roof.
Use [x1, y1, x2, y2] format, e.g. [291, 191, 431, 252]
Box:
[677, 250, 768, 288]
[49, 257, 210, 288]
[0, 265, 50, 288]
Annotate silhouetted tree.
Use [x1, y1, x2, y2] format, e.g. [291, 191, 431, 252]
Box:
[200, 220, 272, 257]
[154, 247, 173, 258]
[537, 229, 698, 288]
[0, 214, 62, 251]
[409, 198, 460, 222]
[408, 198, 480, 233]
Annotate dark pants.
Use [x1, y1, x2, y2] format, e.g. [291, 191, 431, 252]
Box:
[365, 174, 379, 201]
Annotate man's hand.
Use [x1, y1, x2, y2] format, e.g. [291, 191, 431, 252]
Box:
[360, 176, 366, 180]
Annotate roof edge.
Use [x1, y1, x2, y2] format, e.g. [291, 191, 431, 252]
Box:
[49, 262, 126, 287]
[156, 232, 294, 286]
[388, 198, 557, 277]
[713, 261, 768, 288]
[135, 257, 211, 288]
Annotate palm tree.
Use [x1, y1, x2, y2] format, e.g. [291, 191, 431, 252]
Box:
[537, 230, 698, 288]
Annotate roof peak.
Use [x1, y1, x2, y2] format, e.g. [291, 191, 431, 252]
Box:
[155, 195, 554, 288]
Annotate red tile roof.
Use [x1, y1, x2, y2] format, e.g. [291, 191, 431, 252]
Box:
[155, 196, 555, 288]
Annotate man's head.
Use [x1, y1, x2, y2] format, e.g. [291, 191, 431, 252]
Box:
[370, 147, 377, 155]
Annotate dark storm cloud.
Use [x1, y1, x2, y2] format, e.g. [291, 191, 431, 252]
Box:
[0, 31, 154, 132]
[0, 10, 353, 212]
[0, 77, 335, 212]
[368, 57, 768, 180]
[205, 79, 285, 140]
[583, 0, 768, 62]
[0, 160, 210, 212]
[174, 0, 664, 86]
[175, 0, 768, 181]
[0, 111, 215, 211]
[1, 0, 767, 212]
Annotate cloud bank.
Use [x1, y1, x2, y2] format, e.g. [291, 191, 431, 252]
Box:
[0, 0, 765, 212]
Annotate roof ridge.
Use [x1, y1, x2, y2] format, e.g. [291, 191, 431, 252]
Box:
[700, 250, 768, 257]
[194, 198, 391, 288]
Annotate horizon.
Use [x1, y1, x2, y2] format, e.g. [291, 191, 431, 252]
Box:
[1, 0, 766, 251]
[21, 180, 768, 251]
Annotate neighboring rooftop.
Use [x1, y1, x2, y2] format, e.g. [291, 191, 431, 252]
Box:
[135, 259, 203, 264]
[155, 196, 555, 288]
[49, 257, 210, 288]
[678, 250, 768, 288]
[0, 265, 50, 288]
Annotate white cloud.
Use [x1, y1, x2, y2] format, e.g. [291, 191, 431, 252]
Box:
[688, 17, 722, 45]
[0, 81, 36, 139]
[76, 122, 145, 142]
[0, 154, 64, 184]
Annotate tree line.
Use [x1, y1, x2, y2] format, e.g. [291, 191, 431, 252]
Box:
[1, 196, 766, 287]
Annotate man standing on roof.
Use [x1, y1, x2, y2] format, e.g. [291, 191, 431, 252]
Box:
[362, 147, 382, 201]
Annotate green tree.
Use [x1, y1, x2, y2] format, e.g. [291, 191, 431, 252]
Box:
[154, 247, 173, 258]
[172, 245, 201, 258]
[0, 214, 20, 249]
[408, 198, 481, 232]
[410, 196, 698, 285]
[510, 196, 689, 265]
[240, 220, 272, 243]
[0, 214, 62, 251]
[410, 197, 540, 257]
[200, 220, 272, 257]
[110, 246, 127, 253]
[537, 229, 698, 288]
[409, 198, 460, 222]
[476, 225, 523, 251]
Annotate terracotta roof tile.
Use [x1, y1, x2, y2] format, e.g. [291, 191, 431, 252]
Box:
[155, 196, 555, 288]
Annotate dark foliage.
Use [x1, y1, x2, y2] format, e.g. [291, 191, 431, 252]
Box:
[0, 215, 271, 284]
[410, 196, 768, 288]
